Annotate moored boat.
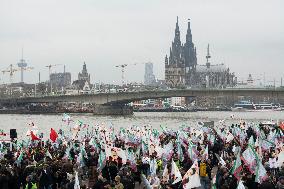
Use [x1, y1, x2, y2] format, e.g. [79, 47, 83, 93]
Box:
[231, 100, 282, 112]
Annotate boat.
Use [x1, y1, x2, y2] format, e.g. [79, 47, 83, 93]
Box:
[231, 100, 282, 112]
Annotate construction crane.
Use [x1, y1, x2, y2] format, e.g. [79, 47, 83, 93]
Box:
[1, 64, 34, 84]
[45, 64, 62, 77]
[1, 64, 28, 96]
[1, 64, 21, 85]
[115, 63, 143, 86]
[45, 64, 62, 94]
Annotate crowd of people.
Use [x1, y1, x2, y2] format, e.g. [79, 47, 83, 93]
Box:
[0, 116, 283, 189]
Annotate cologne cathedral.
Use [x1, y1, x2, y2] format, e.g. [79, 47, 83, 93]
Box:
[165, 17, 236, 88]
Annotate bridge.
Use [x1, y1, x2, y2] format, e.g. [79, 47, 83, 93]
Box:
[1, 88, 284, 115]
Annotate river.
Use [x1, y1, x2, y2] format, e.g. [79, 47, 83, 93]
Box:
[0, 111, 283, 140]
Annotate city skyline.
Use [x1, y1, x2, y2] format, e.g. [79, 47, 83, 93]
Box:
[0, 0, 283, 86]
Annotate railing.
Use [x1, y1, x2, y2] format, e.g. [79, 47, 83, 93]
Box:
[1, 87, 284, 100]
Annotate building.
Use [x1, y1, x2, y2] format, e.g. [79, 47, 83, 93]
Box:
[170, 97, 186, 107]
[236, 74, 258, 88]
[50, 71, 71, 90]
[71, 62, 91, 91]
[78, 62, 90, 83]
[247, 74, 254, 86]
[165, 17, 197, 88]
[165, 17, 236, 88]
[144, 62, 156, 86]
[192, 44, 236, 88]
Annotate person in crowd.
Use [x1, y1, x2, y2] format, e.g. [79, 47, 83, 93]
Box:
[0, 118, 283, 189]
[114, 175, 124, 189]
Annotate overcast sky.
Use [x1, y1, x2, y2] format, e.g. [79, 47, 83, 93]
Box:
[0, 0, 283, 85]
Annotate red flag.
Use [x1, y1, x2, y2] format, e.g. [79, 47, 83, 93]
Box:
[31, 131, 40, 141]
[279, 122, 284, 131]
[50, 128, 58, 143]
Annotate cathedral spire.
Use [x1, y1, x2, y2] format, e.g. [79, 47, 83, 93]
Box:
[176, 16, 179, 28]
[186, 19, 192, 43]
[174, 16, 180, 43]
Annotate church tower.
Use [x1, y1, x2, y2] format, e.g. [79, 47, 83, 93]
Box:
[165, 17, 197, 88]
[168, 16, 183, 65]
[165, 17, 187, 88]
[183, 19, 197, 86]
[78, 62, 91, 83]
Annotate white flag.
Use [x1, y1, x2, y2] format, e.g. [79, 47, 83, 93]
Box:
[162, 165, 169, 182]
[171, 160, 182, 185]
[237, 180, 245, 189]
[183, 160, 201, 189]
[74, 171, 80, 189]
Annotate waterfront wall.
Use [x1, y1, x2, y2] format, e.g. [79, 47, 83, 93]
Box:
[93, 105, 133, 115]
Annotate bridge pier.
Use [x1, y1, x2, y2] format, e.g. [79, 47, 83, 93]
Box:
[93, 104, 133, 115]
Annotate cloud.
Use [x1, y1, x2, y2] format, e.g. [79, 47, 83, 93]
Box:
[0, 0, 283, 84]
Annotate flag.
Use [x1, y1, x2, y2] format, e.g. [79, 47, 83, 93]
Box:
[152, 129, 159, 138]
[208, 134, 215, 145]
[97, 150, 106, 171]
[89, 138, 99, 153]
[248, 136, 254, 147]
[171, 159, 182, 185]
[72, 125, 80, 140]
[279, 121, 284, 131]
[31, 131, 40, 141]
[62, 113, 72, 125]
[176, 136, 184, 162]
[188, 141, 198, 161]
[160, 125, 168, 134]
[15, 151, 24, 167]
[77, 151, 85, 167]
[241, 145, 258, 173]
[202, 145, 209, 160]
[0, 129, 6, 136]
[50, 128, 58, 143]
[116, 148, 127, 164]
[46, 150, 52, 159]
[236, 180, 246, 189]
[149, 158, 157, 176]
[141, 174, 152, 189]
[77, 120, 83, 126]
[260, 138, 275, 151]
[230, 152, 242, 180]
[127, 149, 137, 171]
[82, 124, 89, 129]
[65, 147, 73, 160]
[212, 175, 217, 189]
[183, 160, 201, 189]
[226, 132, 234, 143]
[163, 141, 174, 161]
[215, 153, 226, 166]
[104, 145, 112, 160]
[162, 165, 169, 182]
[142, 139, 149, 156]
[74, 171, 80, 189]
[183, 160, 199, 180]
[255, 161, 267, 184]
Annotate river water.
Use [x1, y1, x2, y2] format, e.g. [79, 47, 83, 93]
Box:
[0, 111, 283, 140]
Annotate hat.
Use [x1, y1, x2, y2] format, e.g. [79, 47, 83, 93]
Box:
[279, 176, 284, 180]
[115, 175, 121, 182]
